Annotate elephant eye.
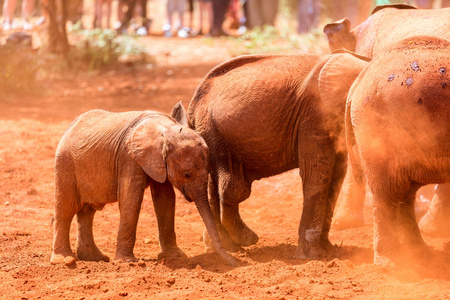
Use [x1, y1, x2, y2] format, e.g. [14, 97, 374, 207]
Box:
[184, 172, 191, 179]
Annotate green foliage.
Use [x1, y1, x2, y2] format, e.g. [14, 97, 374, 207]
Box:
[69, 25, 153, 70]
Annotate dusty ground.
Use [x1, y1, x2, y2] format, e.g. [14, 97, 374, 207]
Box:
[1, 26, 450, 300]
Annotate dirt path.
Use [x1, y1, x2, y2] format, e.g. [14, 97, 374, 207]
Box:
[1, 34, 450, 300]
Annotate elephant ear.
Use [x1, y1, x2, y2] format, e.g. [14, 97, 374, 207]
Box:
[170, 101, 188, 126]
[318, 51, 371, 117]
[126, 118, 167, 183]
[323, 19, 356, 52]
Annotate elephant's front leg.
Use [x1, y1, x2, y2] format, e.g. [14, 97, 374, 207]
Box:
[296, 133, 336, 260]
[115, 177, 146, 262]
[217, 163, 259, 247]
[150, 181, 187, 258]
[203, 174, 243, 253]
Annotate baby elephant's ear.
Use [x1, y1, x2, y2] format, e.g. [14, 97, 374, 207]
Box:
[126, 118, 167, 183]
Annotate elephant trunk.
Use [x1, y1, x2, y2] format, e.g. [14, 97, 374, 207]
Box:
[194, 194, 239, 266]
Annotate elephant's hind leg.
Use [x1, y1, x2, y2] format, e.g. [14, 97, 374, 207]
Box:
[51, 180, 78, 265]
[51, 211, 76, 265]
[296, 133, 337, 260]
[371, 183, 403, 266]
[320, 151, 347, 250]
[76, 204, 110, 262]
[218, 160, 259, 247]
[399, 184, 427, 252]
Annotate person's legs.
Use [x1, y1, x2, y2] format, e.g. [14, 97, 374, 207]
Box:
[176, 0, 187, 37]
[261, 0, 278, 27]
[441, 0, 450, 7]
[21, 0, 34, 29]
[297, 0, 320, 33]
[163, 0, 175, 37]
[198, 0, 212, 34]
[176, 0, 185, 30]
[188, 0, 193, 28]
[3, 0, 17, 29]
[136, 0, 150, 35]
[210, 0, 230, 36]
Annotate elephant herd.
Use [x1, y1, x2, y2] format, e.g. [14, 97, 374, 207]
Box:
[51, 4, 450, 268]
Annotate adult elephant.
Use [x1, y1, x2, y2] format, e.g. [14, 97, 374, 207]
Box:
[323, 4, 450, 232]
[346, 36, 450, 265]
[187, 52, 370, 259]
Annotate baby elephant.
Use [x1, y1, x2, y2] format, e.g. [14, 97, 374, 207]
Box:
[50, 106, 237, 266]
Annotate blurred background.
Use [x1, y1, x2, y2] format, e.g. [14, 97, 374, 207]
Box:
[0, 0, 449, 95]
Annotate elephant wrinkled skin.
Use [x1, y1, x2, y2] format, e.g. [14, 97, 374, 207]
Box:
[187, 52, 369, 259]
[51, 107, 237, 266]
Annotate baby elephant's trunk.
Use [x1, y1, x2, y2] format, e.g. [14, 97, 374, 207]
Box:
[194, 195, 239, 266]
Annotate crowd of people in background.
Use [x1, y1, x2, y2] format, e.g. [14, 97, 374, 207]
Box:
[1, 0, 449, 37]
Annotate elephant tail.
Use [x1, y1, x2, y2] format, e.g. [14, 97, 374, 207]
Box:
[345, 94, 365, 189]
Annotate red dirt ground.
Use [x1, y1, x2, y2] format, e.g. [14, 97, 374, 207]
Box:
[1, 31, 450, 299]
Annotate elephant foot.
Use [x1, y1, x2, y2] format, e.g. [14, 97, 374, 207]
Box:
[294, 243, 326, 260]
[50, 252, 77, 266]
[332, 213, 364, 231]
[222, 219, 259, 247]
[295, 229, 333, 260]
[115, 253, 138, 263]
[158, 247, 188, 259]
[419, 212, 450, 237]
[77, 247, 110, 262]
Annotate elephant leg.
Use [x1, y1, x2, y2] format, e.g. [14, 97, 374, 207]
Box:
[51, 209, 76, 265]
[203, 173, 243, 253]
[218, 159, 259, 247]
[332, 161, 366, 230]
[75, 204, 110, 262]
[50, 180, 78, 265]
[419, 183, 450, 237]
[399, 184, 427, 253]
[320, 151, 347, 249]
[296, 133, 336, 260]
[115, 177, 146, 262]
[372, 185, 401, 267]
[150, 181, 186, 259]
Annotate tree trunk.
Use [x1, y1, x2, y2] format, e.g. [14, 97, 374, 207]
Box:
[42, 0, 69, 54]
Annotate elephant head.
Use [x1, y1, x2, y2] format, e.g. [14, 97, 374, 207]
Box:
[126, 111, 209, 198]
[126, 104, 238, 266]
